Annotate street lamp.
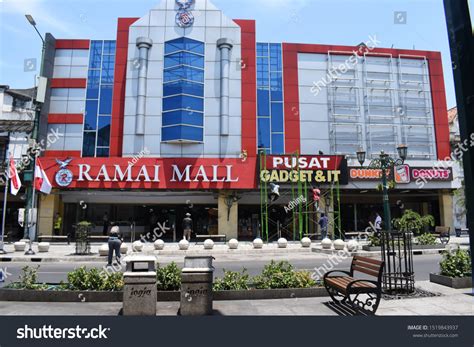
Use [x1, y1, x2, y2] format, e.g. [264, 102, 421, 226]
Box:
[23, 14, 46, 256]
[356, 145, 408, 232]
[224, 192, 241, 222]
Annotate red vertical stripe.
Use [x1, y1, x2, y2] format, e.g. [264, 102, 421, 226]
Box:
[235, 20, 257, 158]
[110, 18, 139, 157]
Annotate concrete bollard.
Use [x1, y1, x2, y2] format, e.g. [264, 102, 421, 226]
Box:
[123, 255, 157, 316]
[180, 256, 214, 316]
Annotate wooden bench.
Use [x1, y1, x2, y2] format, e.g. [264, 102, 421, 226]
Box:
[87, 235, 110, 243]
[38, 235, 70, 245]
[323, 256, 385, 314]
[196, 234, 227, 242]
[432, 226, 450, 245]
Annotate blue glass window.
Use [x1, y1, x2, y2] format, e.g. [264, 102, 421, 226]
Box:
[85, 100, 98, 131]
[82, 132, 96, 157]
[84, 40, 115, 157]
[258, 118, 271, 149]
[257, 43, 269, 57]
[163, 81, 204, 97]
[101, 55, 115, 84]
[162, 110, 204, 127]
[87, 70, 100, 99]
[271, 103, 284, 133]
[99, 85, 113, 115]
[164, 52, 204, 69]
[97, 116, 111, 147]
[257, 89, 270, 117]
[165, 37, 205, 55]
[163, 38, 204, 142]
[272, 134, 285, 154]
[162, 126, 203, 142]
[103, 41, 116, 55]
[164, 66, 204, 83]
[96, 148, 110, 157]
[257, 42, 285, 154]
[163, 95, 203, 112]
[89, 41, 103, 69]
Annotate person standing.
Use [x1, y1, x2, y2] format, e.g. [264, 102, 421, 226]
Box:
[102, 212, 110, 236]
[53, 213, 62, 236]
[107, 224, 122, 266]
[318, 213, 329, 240]
[182, 213, 193, 241]
[374, 213, 382, 236]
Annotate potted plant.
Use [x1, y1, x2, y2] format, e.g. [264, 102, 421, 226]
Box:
[392, 209, 435, 235]
[430, 250, 472, 288]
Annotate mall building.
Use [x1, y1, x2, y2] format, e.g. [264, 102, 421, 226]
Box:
[35, 0, 458, 241]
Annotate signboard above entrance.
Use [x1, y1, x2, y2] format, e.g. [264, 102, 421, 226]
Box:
[261, 155, 348, 184]
[40, 157, 258, 190]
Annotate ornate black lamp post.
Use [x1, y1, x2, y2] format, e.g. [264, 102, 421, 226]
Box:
[356, 145, 415, 294]
[356, 145, 408, 232]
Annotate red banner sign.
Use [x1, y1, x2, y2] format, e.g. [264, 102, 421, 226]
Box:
[40, 157, 257, 190]
[265, 155, 345, 170]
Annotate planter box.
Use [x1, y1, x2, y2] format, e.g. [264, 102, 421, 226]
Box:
[429, 273, 473, 289]
[0, 287, 327, 303]
[362, 244, 446, 252]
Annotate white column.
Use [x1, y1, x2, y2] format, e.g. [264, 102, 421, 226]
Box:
[217, 38, 233, 136]
[135, 37, 153, 135]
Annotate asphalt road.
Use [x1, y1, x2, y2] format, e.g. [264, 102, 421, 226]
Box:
[0, 253, 443, 286]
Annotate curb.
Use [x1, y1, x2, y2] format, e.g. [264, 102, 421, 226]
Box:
[0, 248, 314, 263]
[0, 287, 328, 303]
[311, 248, 448, 257]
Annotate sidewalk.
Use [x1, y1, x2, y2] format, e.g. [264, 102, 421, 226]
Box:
[0, 237, 469, 263]
[0, 282, 471, 316]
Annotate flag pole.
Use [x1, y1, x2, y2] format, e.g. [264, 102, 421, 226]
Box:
[0, 152, 10, 255]
[25, 153, 37, 256]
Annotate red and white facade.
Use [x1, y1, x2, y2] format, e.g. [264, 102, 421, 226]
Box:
[36, 0, 456, 240]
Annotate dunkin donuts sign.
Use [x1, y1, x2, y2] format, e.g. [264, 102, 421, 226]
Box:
[349, 165, 453, 184]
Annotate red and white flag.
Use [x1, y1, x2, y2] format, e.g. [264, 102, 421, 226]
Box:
[35, 159, 52, 195]
[9, 154, 21, 196]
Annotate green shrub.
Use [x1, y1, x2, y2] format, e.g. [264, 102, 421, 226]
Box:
[213, 269, 250, 291]
[392, 209, 435, 235]
[369, 234, 381, 247]
[253, 261, 316, 289]
[156, 262, 181, 291]
[417, 233, 437, 246]
[440, 250, 472, 278]
[5, 266, 49, 290]
[66, 266, 123, 291]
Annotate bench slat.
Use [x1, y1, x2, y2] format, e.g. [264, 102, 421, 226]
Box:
[353, 259, 382, 272]
[353, 256, 383, 266]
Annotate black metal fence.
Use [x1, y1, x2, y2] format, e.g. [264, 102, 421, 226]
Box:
[381, 231, 415, 294]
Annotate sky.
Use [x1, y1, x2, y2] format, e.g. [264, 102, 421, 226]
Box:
[0, 0, 457, 108]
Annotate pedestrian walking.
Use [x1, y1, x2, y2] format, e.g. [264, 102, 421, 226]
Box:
[319, 213, 329, 239]
[107, 224, 122, 266]
[182, 213, 193, 241]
